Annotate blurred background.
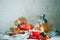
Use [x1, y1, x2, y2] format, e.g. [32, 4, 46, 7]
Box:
[0, 0, 60, 36]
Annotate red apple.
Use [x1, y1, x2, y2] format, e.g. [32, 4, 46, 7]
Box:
[32, 31, 40, 36]
[18, 22, 33, 30]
